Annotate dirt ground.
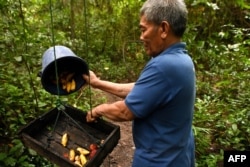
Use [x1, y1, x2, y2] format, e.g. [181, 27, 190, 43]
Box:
[101, 121, 134, 167]
[97, 91, 134, 167]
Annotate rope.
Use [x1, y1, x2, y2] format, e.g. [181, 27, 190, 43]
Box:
[46, 0, 64, 149]
[46, 14, 65, 145]
[47, 0, 98, 144]
[48, 0, 93, 113]
[61, 107, 99, 143]
[45, 1, 110, 166]
[83, 0, 93, 117]
[46, 0, 104, 153]
[49, 0, 61, 101]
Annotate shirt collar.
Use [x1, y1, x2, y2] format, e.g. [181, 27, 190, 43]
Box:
[159, 42, 187, 56]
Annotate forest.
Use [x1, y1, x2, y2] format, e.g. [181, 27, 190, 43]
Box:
[0, 0, 249, 166]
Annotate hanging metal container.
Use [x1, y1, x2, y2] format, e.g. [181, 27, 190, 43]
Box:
[40, 45, 89, 95]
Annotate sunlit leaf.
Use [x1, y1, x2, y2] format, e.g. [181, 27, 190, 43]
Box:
[14, 56, 22, 62]
[232, 124, 238, 132]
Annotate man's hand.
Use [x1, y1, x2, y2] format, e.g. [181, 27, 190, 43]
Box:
[86, 106, 102, 122]
[86, 111, 97, 122]
[83, 71, 99, 88]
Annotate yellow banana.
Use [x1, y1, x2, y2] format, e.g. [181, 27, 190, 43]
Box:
[66, 81, 71, 92]
[70, 79, 76, 91]
[80, 154, 87, 166]
[69, 149, 75, 161]
[75, 155, 80, 161]
[61, 133, 68, 147]
[77, 147, 90, 155]
[74, 160, 82, 167]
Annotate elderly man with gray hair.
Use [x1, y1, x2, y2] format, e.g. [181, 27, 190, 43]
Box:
[84, 0, 195, 166]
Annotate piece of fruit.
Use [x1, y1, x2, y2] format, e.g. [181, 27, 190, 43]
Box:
[70, 79, 76, 91]
[61, 133, 68, 147]
[59, 72, 76, 92]
[89, 144, 98, 151]
[63, 152, 69, 159]
[75, 155, 80, 161]
[69, 149, 75, 161]
[74, 160, 82, 167]
[89, 149, 97, 159]
[66, 82, 71, 92]
[77, 147, 90, 155]
[80, 154, 87, 165]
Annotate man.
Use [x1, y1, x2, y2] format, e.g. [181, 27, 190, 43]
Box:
[83, 0, 196, 166]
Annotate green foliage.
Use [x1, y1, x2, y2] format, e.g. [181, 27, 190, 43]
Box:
[0, 0, 249, 166]
[0, 139, 55, 167]
[185, 0, 250, 166]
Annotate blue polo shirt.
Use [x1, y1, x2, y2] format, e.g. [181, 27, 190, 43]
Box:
[125, 43, 196, 167]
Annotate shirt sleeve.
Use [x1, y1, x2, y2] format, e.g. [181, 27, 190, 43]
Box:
[125, 61, 172, 118]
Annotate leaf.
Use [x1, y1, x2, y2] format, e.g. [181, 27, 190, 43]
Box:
[237, 0, 250, 9]
[9, 142, 24, 156]
[14, 56, 22, 62]
[17, 155, 28, 163]
[19, 116, 27, 125]
[232, 124, 238, 132]
[28, 148, 37, 156]
[21, 162, 36, 167]
[0, 153, 7, 161]
[4, 157, 16, 166]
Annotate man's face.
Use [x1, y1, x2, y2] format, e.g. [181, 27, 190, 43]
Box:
[139, 15, 164, 57]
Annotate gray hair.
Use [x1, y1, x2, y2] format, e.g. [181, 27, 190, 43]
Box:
[140, 0, 188, 37]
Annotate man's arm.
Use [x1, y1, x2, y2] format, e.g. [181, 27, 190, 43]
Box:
[86, 100, 135, 122]
[83, 71, 134, 98]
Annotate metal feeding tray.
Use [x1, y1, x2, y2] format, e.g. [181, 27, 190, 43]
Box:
[19, 105, 120, 167]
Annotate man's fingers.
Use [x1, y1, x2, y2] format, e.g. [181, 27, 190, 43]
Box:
[83, 74, 90, 83]
[86, 111, 97, 122]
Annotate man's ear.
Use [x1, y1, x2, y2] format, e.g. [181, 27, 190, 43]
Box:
[160, 21, 170, 39]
